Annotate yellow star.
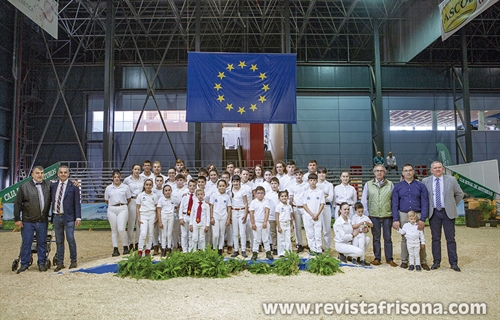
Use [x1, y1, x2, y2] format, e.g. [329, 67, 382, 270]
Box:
[250, 104, 258, 112]
[217, 95, 225, 102]
[238, 61, 246, 68]
[259, 96, 266, 103]
[250, 64, 258, 72]
[214, 83, 222, 91]
[259, 73, 267, 80]
[226, 64, 234, 71]
[262, 84, 270, 92]
[217, 72, 225, 79]
[238, 107, 246, 115]
[226, 103, 233, 111]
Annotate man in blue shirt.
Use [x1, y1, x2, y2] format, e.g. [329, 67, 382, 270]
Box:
[392, 164, 430, 271]
[373, 151, 384, 166]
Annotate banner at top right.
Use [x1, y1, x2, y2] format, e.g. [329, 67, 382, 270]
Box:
[439, 0, 498, 41]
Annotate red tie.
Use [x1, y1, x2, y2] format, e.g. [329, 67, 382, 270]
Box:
[196, 201, 203, 223]
[187, 193, 193, 215]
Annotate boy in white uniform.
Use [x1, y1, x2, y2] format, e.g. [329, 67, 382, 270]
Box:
[249, 186, 273, 261]
[288, 168, 307, 253]
[151, 175, 164, 254]
[396, 211, 426, 271]
[303, 173, 325, 255]
[179, 179, 197, 252]
[351, 202, 373, 266]
[316, 166, 335, 252]
[171, 174, 187, 250]
[265, 177, 280, 256]
[189, 189, 211, 251]
[275, 190, 294, 257]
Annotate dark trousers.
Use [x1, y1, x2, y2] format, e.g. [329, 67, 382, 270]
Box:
[53, 214, 77, 264]
[429, 209, 457, 266]
[20, 221, 48, 267]
[371, 217, 393, 262]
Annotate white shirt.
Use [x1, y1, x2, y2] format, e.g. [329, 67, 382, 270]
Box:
[386, 156, 397, 166]
[190, 201, 211, 227]
[157, 196, 180, 215]
[229, 187, 248, 209]
[317, 180, 335, 204]
[152, 188, 163, 199]
[265, 190, 280, 221]
[351, 214, 372, 232]
[333, 215, 354, 244]
[210, 192, 231, 220]
[281, 174, 295, 191]
[136, 191, 158, 212]
[140, 172, 154, 180]
[397, 222, 425, 245]
[123, 175, 146, 197]
[249, 198, 270, 223]
[334, 183, 358, 205]
[304, 187, 325, 215]
[180, 192, 196, 218]
[105, 183, 131, 205]
[275, 202, 292, 222]
[288, 181, 308, 206]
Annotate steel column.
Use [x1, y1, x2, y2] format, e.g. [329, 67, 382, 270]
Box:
[103, 0, 115, 167]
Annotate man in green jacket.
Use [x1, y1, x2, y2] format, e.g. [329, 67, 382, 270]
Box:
[361, 165, 397, 267]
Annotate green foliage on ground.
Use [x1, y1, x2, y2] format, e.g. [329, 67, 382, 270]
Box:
[272, 250, 300, 276]
[306, 249, 344, 276]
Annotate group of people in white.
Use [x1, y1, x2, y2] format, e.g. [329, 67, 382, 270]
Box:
[104, 158, 436, 269]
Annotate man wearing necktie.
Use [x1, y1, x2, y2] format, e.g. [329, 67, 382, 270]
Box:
[422, 161, 464, 272]
[51, 165, 82, 272]
[14, 166, 52, 273]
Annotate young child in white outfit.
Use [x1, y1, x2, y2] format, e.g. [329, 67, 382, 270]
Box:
[350, 202, 373, 266]
[179, 179, 198, 253]
[275, 190, 294, 257]
[210, 180, 232, 255]
[136, 179, 159, 257]
[189, 189, 210, 251]
[249, 186, 273, 261]
[397, 211, 426, 271]
[156, 185, 180, 256]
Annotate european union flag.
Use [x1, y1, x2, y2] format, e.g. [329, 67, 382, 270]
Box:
[186, 52, 296, 123]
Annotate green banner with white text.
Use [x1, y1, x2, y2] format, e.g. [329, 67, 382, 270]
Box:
[0, 163, 59, 204]
[451, 171, 496, 200]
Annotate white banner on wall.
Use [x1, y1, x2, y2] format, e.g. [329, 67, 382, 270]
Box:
[3, 203, 109, 220]
[8, 0, 59, 39]
[439, 0, 498, 41]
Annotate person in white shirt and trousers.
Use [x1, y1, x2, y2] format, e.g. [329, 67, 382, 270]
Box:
[136, 179, 159, 257]
[397, 210, 425, 271]
[189, 189, 211, 251]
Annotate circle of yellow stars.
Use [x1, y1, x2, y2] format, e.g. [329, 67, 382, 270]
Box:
[213, 61, 270, 115]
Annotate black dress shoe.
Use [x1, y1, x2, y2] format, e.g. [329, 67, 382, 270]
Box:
[17, 266, 28, 274]
[39, 264, 48, 272]
[431, 263, 440, 270]
[400, 262, 408, 269]
[69, 261, 78, 269]
[450, 265, 461, 272]
[54, 265, 65, 272]
[338, 253, 347, 263]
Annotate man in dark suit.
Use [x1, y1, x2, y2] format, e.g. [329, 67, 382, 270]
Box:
[14, 166, 52, 273]
[422, 161, 464, 272]
[51, 165, 82, 271]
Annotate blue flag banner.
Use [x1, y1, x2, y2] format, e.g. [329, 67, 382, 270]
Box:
[186, 52, 297, 123]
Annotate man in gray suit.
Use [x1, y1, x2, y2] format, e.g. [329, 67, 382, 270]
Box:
[14, 166, 52, 273]
[422, 161, 464, 272]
